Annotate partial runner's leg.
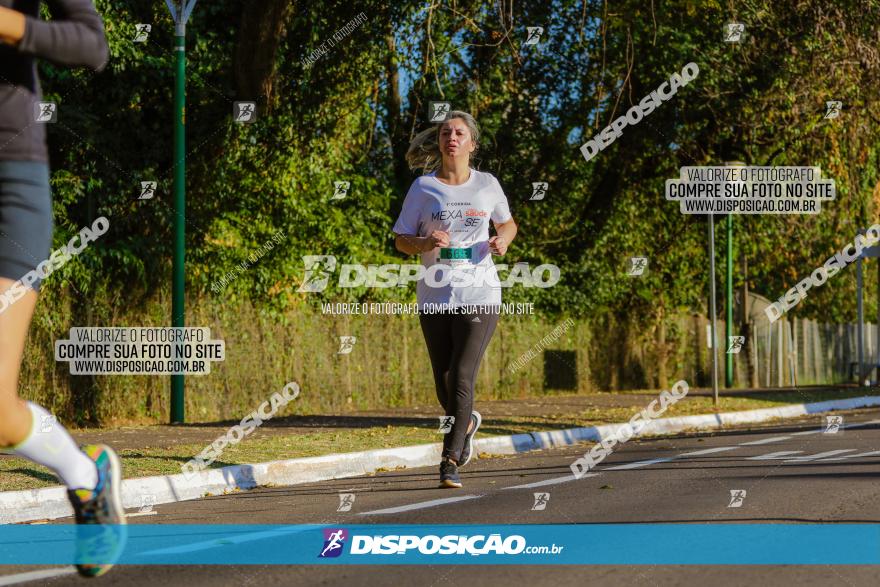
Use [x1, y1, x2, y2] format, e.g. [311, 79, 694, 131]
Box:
[420, 311, 469, 460]
[0, 161, 125, 577]
[0, 160, 98, 490]
[445, 308, 499, 462]
[0, 277, 39, 447]
[0, 277, 99, 489]
[418, 311, 455, 410]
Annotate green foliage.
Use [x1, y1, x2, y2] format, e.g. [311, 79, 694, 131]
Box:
[40, 0, 880, 324]
[23, 0, 880, 421]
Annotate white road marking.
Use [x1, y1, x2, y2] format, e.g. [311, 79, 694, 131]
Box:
[358, 494, 483, 516]
[734, 419, 876, 444]
[739, 436, 792, 446]
[604, 457, 677, 471]
[126, 511, 157, 518]
[747, 451, 803, 460]
[140, 526, 311, 555]
[678, 446, 738, 456]
[783, 449, 858, 462]
[0, 568, 76, 586]
[775, 419, 880, 437]
[503, 473, 599, 490]
[841, 419, 880, 429]
[820, 450, 880, 461]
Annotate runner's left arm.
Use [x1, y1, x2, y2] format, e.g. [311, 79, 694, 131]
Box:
[1, 0, 109, 71]
[488, 175, 516, 255]
[489, 218, 517, 255]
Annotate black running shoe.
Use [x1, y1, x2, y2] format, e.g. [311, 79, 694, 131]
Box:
[458, 410, 482, 467]
[439, 459, 462, 488]
[67, 444, 127, 578]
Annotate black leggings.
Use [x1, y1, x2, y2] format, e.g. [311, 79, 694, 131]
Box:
[418, 308, 500, 461]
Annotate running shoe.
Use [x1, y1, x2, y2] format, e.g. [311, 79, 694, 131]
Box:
[66, 444, 127, 578]
[458, 410, 482, 467]
[439, 459, 462, 488]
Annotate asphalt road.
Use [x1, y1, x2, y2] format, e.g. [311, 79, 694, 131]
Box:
[2, 409, 879, 586]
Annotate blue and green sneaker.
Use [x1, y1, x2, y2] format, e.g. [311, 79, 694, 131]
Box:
[66, 444, 127, 578]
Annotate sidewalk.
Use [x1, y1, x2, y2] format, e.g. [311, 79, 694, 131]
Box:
[0, 385, 872, 494]
[1, 385, 878, 524]
[63, 384, 871, 446]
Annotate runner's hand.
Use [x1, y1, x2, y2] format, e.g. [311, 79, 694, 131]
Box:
[0, 7, 26, 46]
[488, 236, 507, 255]
[427, 230, 450, 250]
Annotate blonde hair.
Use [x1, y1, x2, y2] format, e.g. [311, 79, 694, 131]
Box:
[405, 110, 480, 173]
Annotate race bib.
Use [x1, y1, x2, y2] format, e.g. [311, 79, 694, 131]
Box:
[440, 247, 472, 260]
[438, 246, 474, 266]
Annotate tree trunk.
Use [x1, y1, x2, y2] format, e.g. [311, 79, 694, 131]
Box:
[384, 26, 410, 195]
[742, 252, 759, 387]
[656, 308, 669, 389]
[233, 0, 296, 113]
[69, 285, 99, 426]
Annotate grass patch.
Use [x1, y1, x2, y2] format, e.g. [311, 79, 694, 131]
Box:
[0, 387, 871, 492]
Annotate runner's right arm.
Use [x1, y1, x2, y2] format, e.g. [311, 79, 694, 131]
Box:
[395, 231, 450, 255]
[3, 0, 109, 71]
[393, 179, 451, 255]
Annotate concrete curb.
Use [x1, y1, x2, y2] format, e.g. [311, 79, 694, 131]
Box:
[2, 395, 878, 524]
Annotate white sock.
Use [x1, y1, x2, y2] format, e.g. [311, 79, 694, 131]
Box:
[10, 402, 98, 490]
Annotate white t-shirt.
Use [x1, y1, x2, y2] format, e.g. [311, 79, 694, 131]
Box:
[392, 168, 513, 308]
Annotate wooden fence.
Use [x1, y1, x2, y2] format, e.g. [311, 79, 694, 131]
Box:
[685, 315, 877, 388]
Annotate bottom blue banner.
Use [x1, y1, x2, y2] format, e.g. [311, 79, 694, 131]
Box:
[0, 524, 878, 565]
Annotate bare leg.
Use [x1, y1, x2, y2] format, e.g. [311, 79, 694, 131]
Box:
[0, 277, 38, 447]
[0, 277, 98, 489]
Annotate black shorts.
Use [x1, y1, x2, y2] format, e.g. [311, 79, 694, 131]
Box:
[0, 161, 53, 292]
